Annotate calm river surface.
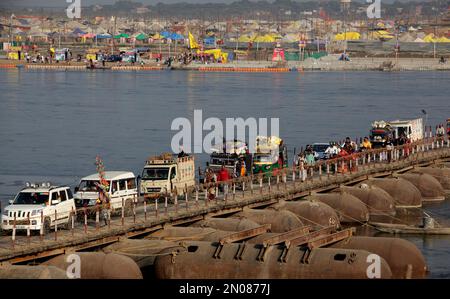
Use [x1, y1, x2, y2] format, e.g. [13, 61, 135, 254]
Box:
[0, 69, 449, 277]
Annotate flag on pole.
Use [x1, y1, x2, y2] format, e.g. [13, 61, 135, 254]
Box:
[188, 32, 199, 49]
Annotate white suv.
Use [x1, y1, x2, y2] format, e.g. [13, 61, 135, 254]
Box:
[1, 183, 76, 234]
[74, 171, 138, 215]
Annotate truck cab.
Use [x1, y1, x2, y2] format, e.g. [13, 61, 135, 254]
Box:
[209, 140, 253, 177]
[140, 153, 195, 198]
[370, 121, 394, 148]
[252, 136, 288, 175]
[1, 182, 75, 233]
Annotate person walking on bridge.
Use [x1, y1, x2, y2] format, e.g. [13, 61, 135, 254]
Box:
[361, 137, 372, 150]
[436, 125, 445, 141]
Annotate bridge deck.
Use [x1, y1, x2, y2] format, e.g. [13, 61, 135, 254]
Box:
[1, 142, 449, 264]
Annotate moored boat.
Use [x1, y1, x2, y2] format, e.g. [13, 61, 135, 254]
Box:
[370, 221, 450, 235]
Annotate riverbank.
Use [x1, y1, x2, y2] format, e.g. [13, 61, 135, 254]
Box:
[1, 57, 449, 72]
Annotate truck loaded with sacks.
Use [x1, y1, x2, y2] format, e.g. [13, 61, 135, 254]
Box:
[140, 153, 196, 199]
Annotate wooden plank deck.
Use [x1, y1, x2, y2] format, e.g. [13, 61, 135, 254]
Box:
[0, 145, 449, 264]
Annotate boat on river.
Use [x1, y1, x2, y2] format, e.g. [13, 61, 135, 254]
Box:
[370, 221, 450, 235]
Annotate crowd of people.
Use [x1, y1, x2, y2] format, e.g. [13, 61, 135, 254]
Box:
[200, 157, 249, 201]
[296, 137, 360, 168]
[294, 131, 421, 171]
[162, 51, 224, 67]
[196, 122, 449, 199]
[24, 48, 73, 64]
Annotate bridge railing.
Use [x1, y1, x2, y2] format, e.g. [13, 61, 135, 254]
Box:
[3, 136, 449, 248]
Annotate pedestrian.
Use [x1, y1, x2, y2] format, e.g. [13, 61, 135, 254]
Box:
[436, 125, 445, 140]
[361, 137, 372, 150]
[297, 153, 307, 181]
[240, 160, 246, 177]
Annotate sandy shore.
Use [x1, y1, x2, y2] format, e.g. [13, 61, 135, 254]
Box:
[178, 57, 450, 71]
[1, 56, 449, 71]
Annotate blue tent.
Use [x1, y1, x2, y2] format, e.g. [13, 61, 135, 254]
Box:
[204, 36, 216, 46]
[96, 33, 112, 39]
[73, 28, 86, 35]
[160, 31, 171, 39]
[170, 33, 184, 40]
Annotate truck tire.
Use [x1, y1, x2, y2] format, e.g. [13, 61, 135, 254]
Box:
[64, 214, 72, 230]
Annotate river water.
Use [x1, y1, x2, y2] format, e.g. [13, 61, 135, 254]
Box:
[0, 69, 449, 277]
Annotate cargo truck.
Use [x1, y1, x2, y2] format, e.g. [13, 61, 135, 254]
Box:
[389, 118, 424, 142]
[140, 153, 196, 199]
[370, 118, 423, 148]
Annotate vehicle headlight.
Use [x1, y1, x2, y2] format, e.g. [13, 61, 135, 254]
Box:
[31, 209, 42, 216]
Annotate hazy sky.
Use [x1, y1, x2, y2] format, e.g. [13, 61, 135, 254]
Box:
[0, 0, 427, 8]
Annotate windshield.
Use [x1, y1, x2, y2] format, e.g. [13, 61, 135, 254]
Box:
[210, 157, 236, 167]
[313, 144, 329, 152]
[254, 153, 276, 164]
[77, 180, 100, 192]
[371, 133, 386, 140]
[13, 192, 49, 205]
[142, 167, 169, 180]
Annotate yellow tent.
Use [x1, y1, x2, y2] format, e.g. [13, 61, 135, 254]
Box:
[238, 35, 255, 43]
[334, 32, 361, 41]
[188, 32, 199, 49]
[151, 33, 162, 40]
[374, 31, 394, 40]
[8, 52, 24, 60]
[254, 34, 275, 43]
[268, 33, 283, 40]
[435, 36, 450, 43]
[234, 50, 248, 55]
[424, 34, 450, 43]
[220, 52, 228, 63]
[197, 49, 228, 62]
[423, 34, 436, 43]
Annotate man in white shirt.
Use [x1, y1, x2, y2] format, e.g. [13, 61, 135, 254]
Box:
[325, 142, 340, 158]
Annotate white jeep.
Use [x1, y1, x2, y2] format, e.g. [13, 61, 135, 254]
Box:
[1, 182, 76, 234]
[74, 171, 138, 215]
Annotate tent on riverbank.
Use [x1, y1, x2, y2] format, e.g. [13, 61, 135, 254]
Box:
[135, 33, 148, 41]
[334, 32, 361, 41]
[196, 48, 229, 62]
